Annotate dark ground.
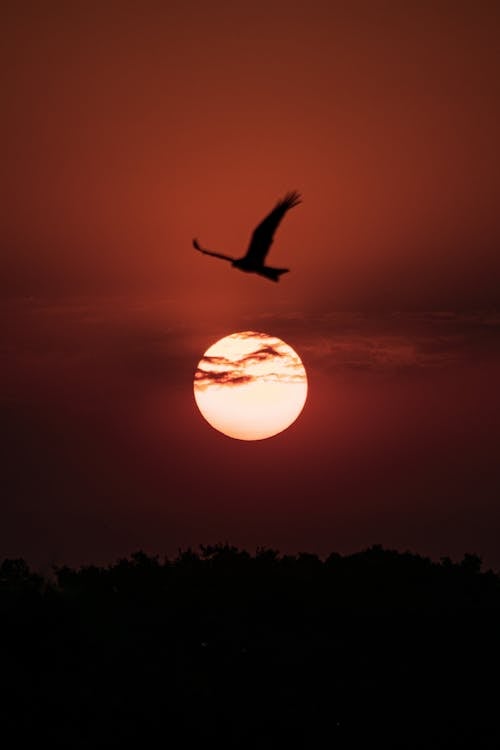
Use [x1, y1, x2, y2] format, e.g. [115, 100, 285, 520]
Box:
[1, 544, 499, 748]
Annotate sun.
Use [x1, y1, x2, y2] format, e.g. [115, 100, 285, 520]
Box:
[193, 331, 308, 440]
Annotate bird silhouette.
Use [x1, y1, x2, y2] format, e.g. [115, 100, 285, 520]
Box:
[193, 191, 301, 282]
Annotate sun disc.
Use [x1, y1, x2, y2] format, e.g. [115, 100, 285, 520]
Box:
[193, 331, 308, 440]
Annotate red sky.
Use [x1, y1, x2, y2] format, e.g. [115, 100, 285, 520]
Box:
[2, 1, 500, 570]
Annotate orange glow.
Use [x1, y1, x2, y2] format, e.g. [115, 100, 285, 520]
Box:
[194, 332, 308, 440]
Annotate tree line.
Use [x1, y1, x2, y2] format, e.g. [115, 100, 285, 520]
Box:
[1, 544, 499, 748]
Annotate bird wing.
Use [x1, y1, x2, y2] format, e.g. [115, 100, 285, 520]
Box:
[193, 239, 234, 262]
[243, 191, 301, 265]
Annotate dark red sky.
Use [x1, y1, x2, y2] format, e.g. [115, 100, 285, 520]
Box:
[2, 2, 500, 570]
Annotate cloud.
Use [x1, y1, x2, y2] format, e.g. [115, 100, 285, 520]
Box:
[240, 345, 285, 365]
[194, 340, 306, 390]
[194, 369, 254, 388]
[247, 310, 500, 375]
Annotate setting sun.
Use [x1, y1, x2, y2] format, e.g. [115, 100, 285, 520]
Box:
[193, 332, 308, 440]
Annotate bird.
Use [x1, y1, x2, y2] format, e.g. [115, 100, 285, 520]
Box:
[193, 191, 301, 282]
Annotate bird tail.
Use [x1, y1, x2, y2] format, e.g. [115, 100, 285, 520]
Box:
[259, 267, 290, 282]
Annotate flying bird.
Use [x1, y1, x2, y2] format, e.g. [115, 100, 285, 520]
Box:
[193, 191, 301, 282]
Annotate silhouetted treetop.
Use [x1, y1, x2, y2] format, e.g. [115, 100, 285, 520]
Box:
[0, 544, 497, 613]
[1, 544, 500, 747]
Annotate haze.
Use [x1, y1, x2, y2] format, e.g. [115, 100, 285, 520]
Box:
[2, 1, 500, 570]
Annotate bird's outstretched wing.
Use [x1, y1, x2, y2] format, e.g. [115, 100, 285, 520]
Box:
[243, 191, 301, 266]
[193, 239, 234, 262]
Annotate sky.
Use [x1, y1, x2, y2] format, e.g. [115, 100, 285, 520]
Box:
[2, 1, 500, 571]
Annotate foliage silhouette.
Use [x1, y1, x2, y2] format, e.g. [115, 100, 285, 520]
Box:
[1, 544, 500, 748]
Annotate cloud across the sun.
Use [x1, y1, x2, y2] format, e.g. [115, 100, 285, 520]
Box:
[194, 333, 307, 391]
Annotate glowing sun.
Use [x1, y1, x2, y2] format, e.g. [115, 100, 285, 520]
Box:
[193, 331, 308, 440]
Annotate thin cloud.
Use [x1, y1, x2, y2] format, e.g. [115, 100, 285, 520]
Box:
[194, 338, 306, 390]
[249, 310, 500, 374]
[194, 369, 254, 388]
[200, 355, 235, 368]
[239, 345, 285, 366]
